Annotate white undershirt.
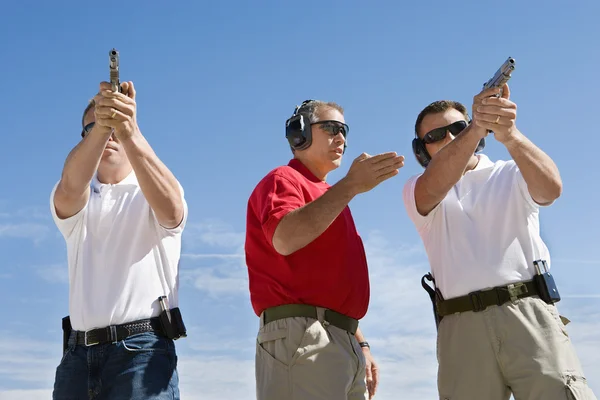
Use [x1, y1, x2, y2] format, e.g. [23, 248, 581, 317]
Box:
[403, 154, 551, 300]
[50, 171, 188, 331]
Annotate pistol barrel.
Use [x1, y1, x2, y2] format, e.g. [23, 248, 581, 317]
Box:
[483, 57, 516, 90]
[109, 48, 120, 92]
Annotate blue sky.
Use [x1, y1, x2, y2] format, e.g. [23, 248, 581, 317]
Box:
[1, 1, 599, 398]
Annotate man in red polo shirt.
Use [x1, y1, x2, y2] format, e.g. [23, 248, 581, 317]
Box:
[245, 99, 405, 400]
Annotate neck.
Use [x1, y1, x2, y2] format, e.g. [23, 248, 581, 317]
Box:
[297, 158, 329, 181]
[464, 154, 480, 174]
[97, 164, 133, 184]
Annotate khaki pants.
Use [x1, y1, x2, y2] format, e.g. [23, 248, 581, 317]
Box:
[255, 307, 367, 400]
[437, 296, 596, 400]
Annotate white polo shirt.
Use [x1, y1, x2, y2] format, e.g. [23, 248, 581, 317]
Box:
[403, 154, 551, 300]
[50, 171, 188, 331]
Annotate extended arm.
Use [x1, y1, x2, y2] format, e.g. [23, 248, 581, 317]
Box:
[54, 124, 113, 219]
[120, 132, 185, 228]
[504, 132, 562, 204]
[414, 124, 484, 215]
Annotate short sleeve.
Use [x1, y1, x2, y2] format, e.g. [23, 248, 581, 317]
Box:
[155, 180, 188, 236]
[506, 161, 549, 209]
[49, 181, 87, 240]
[402, 174, 439, 232]
[252, 173, 304, 243]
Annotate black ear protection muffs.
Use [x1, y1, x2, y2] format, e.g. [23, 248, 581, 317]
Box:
[412, 116, 485, 168]
[285, 99, 348, 154]
[285, 100, 315, 151]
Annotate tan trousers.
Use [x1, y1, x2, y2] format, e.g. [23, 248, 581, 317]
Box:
[437, 296, 596, 400]
[255, 307, 367, 400]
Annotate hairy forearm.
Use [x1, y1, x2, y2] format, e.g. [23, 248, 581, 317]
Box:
[120, 131, 184, 228]
[415, 125, 483, 215]
[504, 130, 562, 204]
[272, 177, 356, 256]
[60, 132, 112, 195]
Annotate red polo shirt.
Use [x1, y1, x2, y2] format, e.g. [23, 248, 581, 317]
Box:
[245, 158, 370, 320]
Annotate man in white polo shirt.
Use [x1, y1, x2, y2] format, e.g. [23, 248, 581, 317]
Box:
[403, 83, 596, 399]
[50, 80, 188, 399]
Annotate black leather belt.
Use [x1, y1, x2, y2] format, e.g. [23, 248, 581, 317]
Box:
[69, 317, 164, 346]
[262, 304, 359, 335]
[436, 280, 539, 317]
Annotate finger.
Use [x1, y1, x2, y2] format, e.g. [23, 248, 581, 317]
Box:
[100, 89, 135, 105]
[502, 83, 510, 99]
[475, 106, 516, 118]
[127, 81, 136, 99]
[368, 152, 398, 164]
[374, 155, 405, 172]
[96, 96, 135, 116]
[99, 81, 112, 91]
[355, 153, 370, 162]
[474, 119, 509, 132]
[120, 81, 129, 95]
[474, 86, 502, 102]
[481, 96, 515, 108]
[376, 169, 400, 183]
[473, 112, 513, 126]
[95, 106, 129, 121]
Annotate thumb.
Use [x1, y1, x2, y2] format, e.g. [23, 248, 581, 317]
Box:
[127, 81, 136, 99]
[502, 83, 510, 100]
[355, 152, 370, 162]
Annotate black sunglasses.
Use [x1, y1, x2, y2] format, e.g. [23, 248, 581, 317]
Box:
[81, 122, 95, 137]
[311, 120, 349, 138]
[422, 120, 468, 144]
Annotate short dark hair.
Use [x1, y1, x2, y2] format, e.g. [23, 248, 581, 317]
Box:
[81, 99, 95, 128]
[414, 100, 469, 137]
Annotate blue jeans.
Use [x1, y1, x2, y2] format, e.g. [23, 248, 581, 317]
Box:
[53, 332, 179, 399]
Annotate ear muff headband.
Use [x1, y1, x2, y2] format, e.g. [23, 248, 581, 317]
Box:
[411, 116, 485, 168]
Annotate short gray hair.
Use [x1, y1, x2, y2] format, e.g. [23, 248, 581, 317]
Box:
[296, 100, 344, 123]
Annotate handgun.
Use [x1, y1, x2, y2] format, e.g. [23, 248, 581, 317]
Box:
[482, 57, 516, 97]
[109, 48, 121, 93]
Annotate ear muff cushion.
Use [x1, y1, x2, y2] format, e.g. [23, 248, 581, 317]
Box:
[412, 138, 431, 168]
[285, 113, 312, 150]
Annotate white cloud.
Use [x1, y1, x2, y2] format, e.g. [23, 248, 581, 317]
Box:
[0, 389, 53, 400]
[182, 253, 244, 260]
[35, 264, 68, 284]
[0, 223, 49, 243]
[183, 220, 245, 250]
[552, 258, 600, 266]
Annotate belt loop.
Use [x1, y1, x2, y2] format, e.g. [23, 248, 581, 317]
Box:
[316, 307, 329, 328]
[110, 326, 118, 343]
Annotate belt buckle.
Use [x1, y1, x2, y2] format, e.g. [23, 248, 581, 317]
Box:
[468, 291, 485, 312]
[507, 282, 528, 303]
[84, 331, 99, 347]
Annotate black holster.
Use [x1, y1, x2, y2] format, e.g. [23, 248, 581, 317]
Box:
[61, 316, 72, 353]
[421, 273, 444, 330]
[158, 306, 187, 340]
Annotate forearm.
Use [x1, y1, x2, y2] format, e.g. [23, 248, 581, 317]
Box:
[59, 133, 111, 195]
[120, 130, 184, 228]
[354, 326, 366, 342]
[272, 177, 356, 256]
[504, 130, 562, 204]
[415, 125, 483, 214]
